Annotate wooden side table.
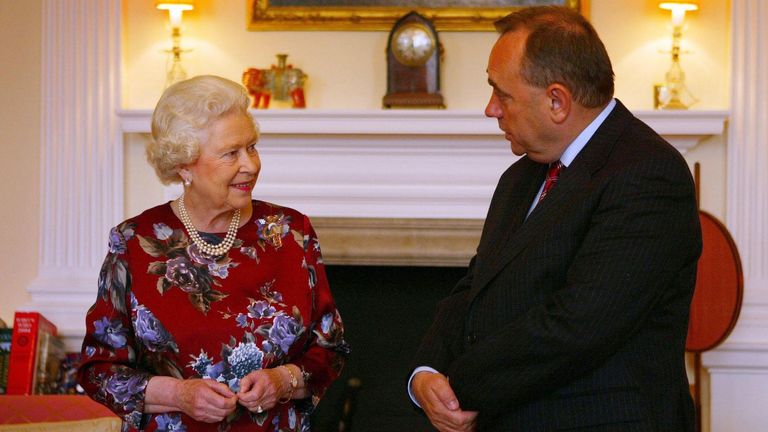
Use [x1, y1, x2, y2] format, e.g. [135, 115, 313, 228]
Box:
[0, 395, 120, 432]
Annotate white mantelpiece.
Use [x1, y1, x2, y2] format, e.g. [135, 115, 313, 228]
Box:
[117, 108, 729, 269]
[118, 108, 728, 221]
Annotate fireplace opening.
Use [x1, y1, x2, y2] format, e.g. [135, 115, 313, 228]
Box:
[311, 264, 467, 432]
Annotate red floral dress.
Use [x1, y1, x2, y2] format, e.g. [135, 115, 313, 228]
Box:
[78, 201, 348, 432]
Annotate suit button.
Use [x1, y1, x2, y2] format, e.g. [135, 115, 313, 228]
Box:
[466, 333, 477, 344]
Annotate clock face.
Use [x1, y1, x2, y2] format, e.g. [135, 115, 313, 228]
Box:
[392, 23, 436, 67]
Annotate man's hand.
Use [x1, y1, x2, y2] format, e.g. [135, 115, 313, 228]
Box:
[411, 371, 478, 432]
[175, 378, 238, 423]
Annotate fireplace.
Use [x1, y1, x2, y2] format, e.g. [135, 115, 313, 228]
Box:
[311, 264, 468, 432]
[304, 218, 479, 430]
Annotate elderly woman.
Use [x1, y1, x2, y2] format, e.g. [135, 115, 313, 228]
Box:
[78, 75, 348, 431]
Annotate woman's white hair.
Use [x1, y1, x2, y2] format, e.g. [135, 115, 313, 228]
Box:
[147, 75, 259, 185]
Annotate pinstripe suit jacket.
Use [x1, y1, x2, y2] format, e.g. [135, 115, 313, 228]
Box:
[412, 101, 701, 431]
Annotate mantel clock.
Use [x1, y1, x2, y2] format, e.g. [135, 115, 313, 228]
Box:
[383, 12, 444, 109]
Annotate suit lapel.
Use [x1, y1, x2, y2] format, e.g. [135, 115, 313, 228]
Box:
[469, 160, 544, 298]
[469, 164, 590, 301]
[468, 100, 635, 301]
[480, 160, 546, 255]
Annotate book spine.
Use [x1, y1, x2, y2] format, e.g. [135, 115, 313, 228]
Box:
[0, 328, 12, 394]
[6, 312, 58, 395]
[35, 332, 65, 394]
[31, 314, 58, 394]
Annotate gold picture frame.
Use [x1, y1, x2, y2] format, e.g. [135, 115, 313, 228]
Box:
[248, 0, 586, 32]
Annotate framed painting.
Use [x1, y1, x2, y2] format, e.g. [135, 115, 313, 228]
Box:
[248, 0, 586, 31]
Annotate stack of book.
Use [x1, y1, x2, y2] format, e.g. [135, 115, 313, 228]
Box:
[5, 311, 66, 395]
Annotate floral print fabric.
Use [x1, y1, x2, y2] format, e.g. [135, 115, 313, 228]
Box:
[78, 201, 348, 431]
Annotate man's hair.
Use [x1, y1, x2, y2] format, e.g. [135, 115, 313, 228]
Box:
[494, 6, 614, 108]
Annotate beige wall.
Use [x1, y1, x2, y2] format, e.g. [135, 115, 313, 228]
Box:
[123, 0, 730, 110]
[593, 0, 730, 110]
[0, 0, 41, 324]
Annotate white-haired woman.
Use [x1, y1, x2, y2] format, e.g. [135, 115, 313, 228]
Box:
[78, 75, 348, 432]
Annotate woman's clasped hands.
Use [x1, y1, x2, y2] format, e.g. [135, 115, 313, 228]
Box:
[237, 367, 296, 414]
[150, 366, 297, 424]
[175, 378, 238, 423]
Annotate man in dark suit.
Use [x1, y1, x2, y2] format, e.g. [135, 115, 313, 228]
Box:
[408, 6, 701, 432]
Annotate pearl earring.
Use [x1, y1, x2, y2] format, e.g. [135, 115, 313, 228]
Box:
[183, 177, 191, 186]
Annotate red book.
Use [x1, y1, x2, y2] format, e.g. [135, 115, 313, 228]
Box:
[6, 312, 58, 395]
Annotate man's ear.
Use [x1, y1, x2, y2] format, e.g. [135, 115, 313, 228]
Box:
[547, 84, 571, 124]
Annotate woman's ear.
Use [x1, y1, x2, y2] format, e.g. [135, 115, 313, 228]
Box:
[547, 84, 571, 124]
[178, 167, 192, 186]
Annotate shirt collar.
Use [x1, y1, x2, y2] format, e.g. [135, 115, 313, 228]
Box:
[558, 98, 616, 168]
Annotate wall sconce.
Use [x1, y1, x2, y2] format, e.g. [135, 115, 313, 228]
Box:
[156, 1, 195, 87]
[655, 2, 698, 109]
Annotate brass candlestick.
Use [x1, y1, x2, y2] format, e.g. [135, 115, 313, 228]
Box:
[156, 1, 195, 87]
[656, 2, 699, 110]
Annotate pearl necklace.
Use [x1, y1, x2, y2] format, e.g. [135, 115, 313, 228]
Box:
[178, 194, 241, 256]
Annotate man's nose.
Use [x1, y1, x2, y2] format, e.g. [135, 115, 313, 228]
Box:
[485, 94, 501, 118]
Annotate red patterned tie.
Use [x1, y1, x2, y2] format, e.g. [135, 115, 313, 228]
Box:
[538, 161, 564, 203]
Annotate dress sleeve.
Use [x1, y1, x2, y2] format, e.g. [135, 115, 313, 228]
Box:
[77, 223, 152, 430]
[291, 215, 349, 406]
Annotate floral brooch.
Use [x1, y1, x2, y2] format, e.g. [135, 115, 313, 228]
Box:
[256, 214, 290, 249]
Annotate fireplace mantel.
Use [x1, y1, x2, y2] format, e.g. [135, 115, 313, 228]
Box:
[119, 108, 728, 266]
[118, 108, 729, 220]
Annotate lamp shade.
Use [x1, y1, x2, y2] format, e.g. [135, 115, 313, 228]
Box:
[658, 2, 699, 12]
[659, 2, 698, 26]
[157, 1, 194, 28]
[156, 1, 194, 11]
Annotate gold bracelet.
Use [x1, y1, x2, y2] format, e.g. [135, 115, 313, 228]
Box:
[278, 365, 298, 404]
